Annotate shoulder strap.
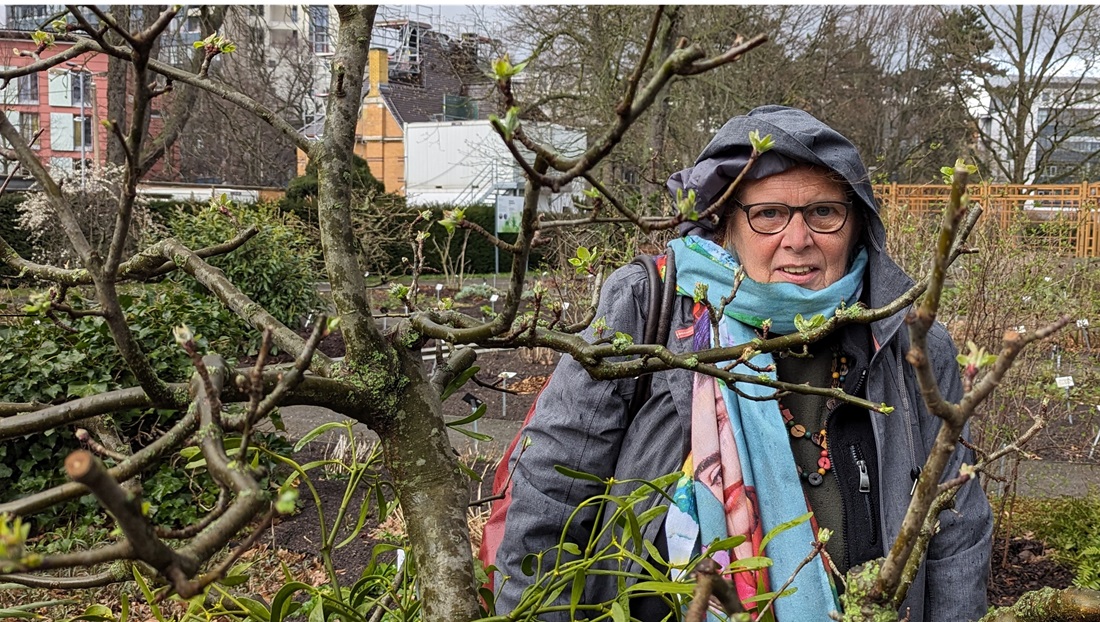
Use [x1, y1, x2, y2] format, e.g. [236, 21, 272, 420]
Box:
[626, 248, 677, 423]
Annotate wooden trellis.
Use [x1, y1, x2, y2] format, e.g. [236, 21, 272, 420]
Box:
[873, 183, 1100, 258]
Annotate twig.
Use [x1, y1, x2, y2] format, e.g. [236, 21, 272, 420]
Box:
[177, 335, 225, 428]
[469, 437, 531, 506]
[0, 567, 130, 589]
[756, 538, 828, 620]
[686, 557, 746, 622]
[246, 317, 329, 425]
[157, 490, 229, 539]
[74, 428, 127, 462]
[173, 509, 275, 600]
[236, 329, 273, 458]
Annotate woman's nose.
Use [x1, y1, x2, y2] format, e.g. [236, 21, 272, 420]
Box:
[781, 212, 814, 250]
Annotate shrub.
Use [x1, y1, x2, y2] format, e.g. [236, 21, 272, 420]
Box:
[455, 282, 501, 301]
[0, 192, 31, 279]
[0, 283, 255, 530]
[15, 165, 159, 268]
[166, 198, 322, 328]
[280, 154, 386, 227]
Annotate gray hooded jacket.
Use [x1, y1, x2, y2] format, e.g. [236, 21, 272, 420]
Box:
[496, 106, 992, 621]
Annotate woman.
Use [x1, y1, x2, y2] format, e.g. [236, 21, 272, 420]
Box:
[494, 106, 991, 621]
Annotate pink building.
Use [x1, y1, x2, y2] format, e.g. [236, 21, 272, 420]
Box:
[0, 32, 110, 180]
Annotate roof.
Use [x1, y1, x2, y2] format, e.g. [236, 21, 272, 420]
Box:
[377, 29, 490, 124]
[306, 27, 496, 137]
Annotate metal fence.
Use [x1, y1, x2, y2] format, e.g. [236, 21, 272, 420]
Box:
[873, 183, 1100, 258]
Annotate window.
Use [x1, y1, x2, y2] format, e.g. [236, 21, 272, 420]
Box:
[70, 71, 92, 105]
[72, 157, 92, 171]
[8, 5, 58, 31]
[291, 5, 299, 22]
[18, 111, 39, 146]
[17, 73, 37, 103]
[160, 45, 189, 66]
[309, 6, 330, 54]
[72, 114, 93, 148]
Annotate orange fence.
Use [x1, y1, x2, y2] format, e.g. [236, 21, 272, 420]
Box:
[873, 183, 1100, 258]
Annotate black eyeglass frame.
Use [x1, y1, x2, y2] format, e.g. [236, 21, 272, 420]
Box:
[733, 200, 853, 235]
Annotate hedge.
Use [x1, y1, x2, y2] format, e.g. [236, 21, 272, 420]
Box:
[0, 193, 31, 279]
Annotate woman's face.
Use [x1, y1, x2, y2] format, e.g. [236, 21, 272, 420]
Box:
[724, 166, 860, 291]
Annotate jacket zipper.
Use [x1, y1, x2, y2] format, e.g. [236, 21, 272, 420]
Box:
[849, 444, 877, 546]
[851, 368, 868, 397]
[895, 357, 919, 490]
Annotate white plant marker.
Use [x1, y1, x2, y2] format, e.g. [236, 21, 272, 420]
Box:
[1055, 376, 1075, 424]
[499, 371, 517, 420]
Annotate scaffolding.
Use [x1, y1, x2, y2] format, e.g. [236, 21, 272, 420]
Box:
[373, 5, 436, 79]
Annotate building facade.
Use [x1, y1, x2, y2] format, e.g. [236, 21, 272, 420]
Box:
[0, 32, 109, 182]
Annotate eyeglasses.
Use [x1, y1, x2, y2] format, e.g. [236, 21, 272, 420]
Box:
[734, 200, 852, 235]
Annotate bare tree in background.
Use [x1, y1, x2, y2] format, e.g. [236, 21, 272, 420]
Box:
[963, 5, 1100, 184]
[153, 5, 324, 185]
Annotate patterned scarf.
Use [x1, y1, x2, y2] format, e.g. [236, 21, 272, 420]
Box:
[664, 236, 867, 620]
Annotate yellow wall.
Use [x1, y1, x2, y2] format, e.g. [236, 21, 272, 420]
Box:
[355, 97, 405, 195]
[293, 102, 405, 196]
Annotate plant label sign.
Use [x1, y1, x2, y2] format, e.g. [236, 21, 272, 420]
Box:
[496, 195, 523, 234]
[1055, 376, 1075, 389]
[1077, 319, 1090, 328]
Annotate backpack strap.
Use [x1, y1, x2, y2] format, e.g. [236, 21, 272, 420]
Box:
[626, 248, 677, 423]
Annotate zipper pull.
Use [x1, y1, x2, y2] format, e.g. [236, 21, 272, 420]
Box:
[857, 459, 871, 493]
[909, 467, 922, 496]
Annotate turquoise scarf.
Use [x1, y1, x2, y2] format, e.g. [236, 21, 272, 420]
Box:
[664, 235, 867, 620]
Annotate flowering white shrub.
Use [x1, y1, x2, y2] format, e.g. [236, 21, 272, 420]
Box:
[16, 165, 158, 268]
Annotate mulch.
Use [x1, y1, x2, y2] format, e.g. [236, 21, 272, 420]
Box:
[988, 536, 1075, 607]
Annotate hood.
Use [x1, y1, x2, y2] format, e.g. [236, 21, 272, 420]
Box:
[667, 105, 885, 251]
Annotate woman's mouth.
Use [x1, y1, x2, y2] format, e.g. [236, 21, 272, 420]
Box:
[780, 266, 814, 275]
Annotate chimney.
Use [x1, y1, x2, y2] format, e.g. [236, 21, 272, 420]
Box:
[368, 47, 389, 97]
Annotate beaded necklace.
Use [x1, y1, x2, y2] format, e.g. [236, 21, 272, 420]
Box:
[779, 349, 848, 487]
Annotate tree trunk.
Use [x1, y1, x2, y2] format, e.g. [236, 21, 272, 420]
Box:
[316, 7, 480, 621]
[376, 351, 480, 621]
[105, 7, 131, 167]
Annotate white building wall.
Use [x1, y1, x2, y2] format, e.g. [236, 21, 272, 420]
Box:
[404, 119, 587, 207]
